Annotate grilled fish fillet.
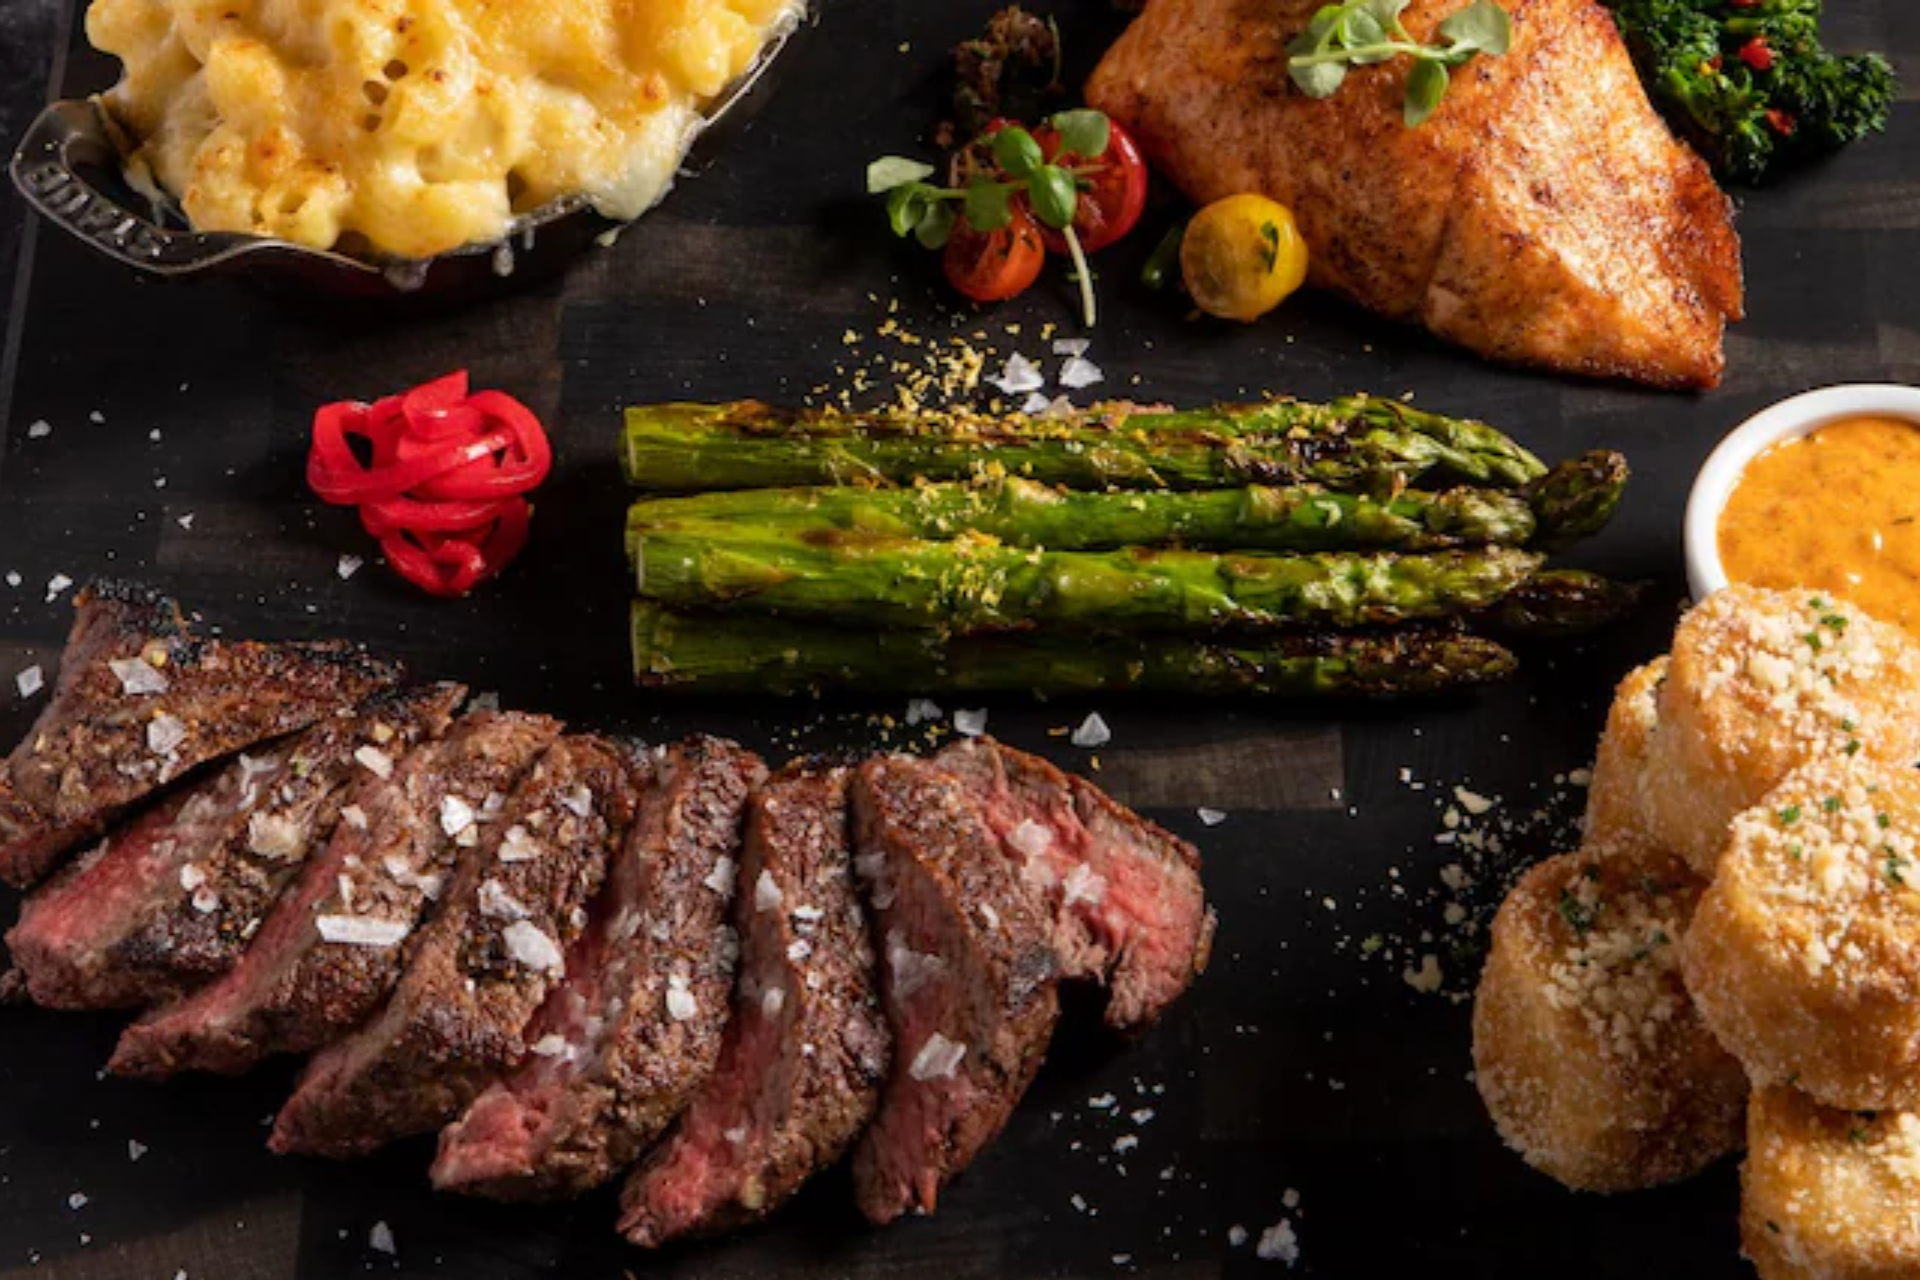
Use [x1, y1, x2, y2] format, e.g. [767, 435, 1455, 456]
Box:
[1086, 0, 1743, 388]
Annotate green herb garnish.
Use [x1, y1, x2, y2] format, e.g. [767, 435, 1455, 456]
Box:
[1286, 0, 1513, 128]
[1558, 888, 1601, 936]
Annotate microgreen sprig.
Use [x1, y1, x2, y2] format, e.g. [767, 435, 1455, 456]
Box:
[867, 110, 1114, 326]
[1286, 0, 1512, 127]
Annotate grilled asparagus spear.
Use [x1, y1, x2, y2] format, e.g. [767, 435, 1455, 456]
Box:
[631, 602, 1519, 697]
[633, 531, 1544, 633]
[1477, 570, 1646, 639]
[625, 478, 1539, 559]
[621, 397, 1548, 494]
[1527, 451, 1630, 550]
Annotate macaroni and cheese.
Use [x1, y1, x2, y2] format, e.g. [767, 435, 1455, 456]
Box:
[87, 0, 802, 260]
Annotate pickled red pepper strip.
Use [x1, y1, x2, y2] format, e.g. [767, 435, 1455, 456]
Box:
[306, 372, 551, 598]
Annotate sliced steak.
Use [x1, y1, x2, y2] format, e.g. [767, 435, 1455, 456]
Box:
[432, 736, 764, 1201]
[619, 762, 889, 1246]
[848, 755, 1060, 1225]
[933, 737, 1214, 1029]
[270, 735, 642, 1158]
[7, 685, 465, 1010]
[0, 581, 403, 887]
[109, 711, 561, 1078]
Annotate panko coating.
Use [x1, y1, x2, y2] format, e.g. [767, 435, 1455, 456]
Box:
[1683, 757, 1920, 1111]
[1743, 1085, 1920, 1280]
[1583, 658, 1667, 853]
[1637, 587, 1920, 878]
[1473, 846, 1747, 1192]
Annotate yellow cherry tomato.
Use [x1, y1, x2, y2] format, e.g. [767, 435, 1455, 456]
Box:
[1179, 194, 1309, 323]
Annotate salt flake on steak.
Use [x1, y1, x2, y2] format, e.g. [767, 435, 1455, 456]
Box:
[478, 879, 532, 921]
[908, 1032, 968, 1081]
[1070, 711, 1112, 748]
[559, 785, 594, 818]
[704, 854, 737, 896]
[1062, 863, 1109, 907]
[498, 824, 541, 862]
[353, 746, 393, 779]
[1007, 819, 1054, 859]
[754, 869, 784, 913]
[247, 812, 305, 861]
[886, 930, 947, 999]
[665, 973, 698, 1022]
[439, 795, 476, 838]
[504, 921, 564, 974]
[316, 916, 411, 948]
[109, 656, 170, 696]
[147, 713, 188, 757]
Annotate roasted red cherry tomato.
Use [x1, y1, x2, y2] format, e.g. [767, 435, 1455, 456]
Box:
[1035, 119, 1148, 254]
[943, 204, 1047, 303]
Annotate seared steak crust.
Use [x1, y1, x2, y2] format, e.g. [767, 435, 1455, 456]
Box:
[7, 685, 465, 1010]
[849, 756, 1060, 1225]
[0, 581, 403, 887]
[109, 712, 561, 1078]
[933, 738, 1214, 1028]
[619, 762, 890, 1245]
[433, 736, 765, 1200]
[271, 735, 642, 1158]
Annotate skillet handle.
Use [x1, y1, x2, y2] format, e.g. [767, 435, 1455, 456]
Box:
[8, 100, 258, 277]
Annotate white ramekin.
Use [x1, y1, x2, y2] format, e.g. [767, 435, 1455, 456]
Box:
[1684, 384, 1920, 602]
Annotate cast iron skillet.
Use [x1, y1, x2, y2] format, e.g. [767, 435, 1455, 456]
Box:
[7, 4, 813, 301]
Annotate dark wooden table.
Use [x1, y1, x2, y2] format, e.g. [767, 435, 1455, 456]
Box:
[0, 2, 1913, 1276]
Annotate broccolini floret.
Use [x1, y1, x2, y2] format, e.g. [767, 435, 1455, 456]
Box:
[1603, 0, 1895, 185]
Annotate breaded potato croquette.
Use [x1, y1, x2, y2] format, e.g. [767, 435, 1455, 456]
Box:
[1638, 587, 1920, 877]
[1743, 1086, 1920, 1280]
[1583, 658, 1667, 852]
[1684, 757, 1920, 1111]
[1473, 846, 1747, 1192]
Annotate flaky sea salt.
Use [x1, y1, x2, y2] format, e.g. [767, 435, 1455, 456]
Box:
[369, 1222, 396, 1255]
[439, 795, 476, 838]
[316, 916, 410, 947]
[15, 665, 42, 698]
[1256, 1220, 1299, 1265]
[665, 973, 698, 1021]
[498, 824, 541, 862]
[1008, 819, 1053, 859]
[1197, 807, 1227, 827]
[909, 1033, 967, 1081]
[1059, 356, 1104, 390]
[1020, 391, 1052, 415]
[1063, 863, 1109, 907]
[1071, 712, 1112, 748]
[560, 785, 594, 819]
[887, 932, 946, 999]
[354, 746, 393, 779]
[26, 420, 50, 439]
[247, 812, 304, 860]
[705, 854, 738, 895]
[147, 714, 187, 756]
[336, 555, 363, 581]
[953, 708, 988, 737]
[109, 656, 169, 696]
[478, 879, 532, 921]
[503, 921, 563, 973]
[755, 869, 784, 913]
[45, 573, 72, 602]
[340, 805, 369, 831]
[905, 698, 943, 725]
[1053, 338, 1091, 357]
[988, 353, 1045, 395]
[530, 1035, 570, 1058]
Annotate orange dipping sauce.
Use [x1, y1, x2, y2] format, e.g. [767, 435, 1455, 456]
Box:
[1718, 416, 1920, 632]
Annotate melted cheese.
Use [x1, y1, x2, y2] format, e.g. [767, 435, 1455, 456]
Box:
[87, 0, 800, 260]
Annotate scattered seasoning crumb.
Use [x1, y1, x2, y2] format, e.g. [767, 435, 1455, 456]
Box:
[988, 353, 1045, 395]
[128, 1140, 147, 1162]
[89, 410, 105, 424]
[68, 1192, 89, 1210]
[1053, 338, 1091, 357]
[16, 665, 43, 698]
[954, 708, 989, 737]
[177, 513, 196, 530]
[1071, 712, 1112, 748]
[1453, 786, 1494, 816]
[337, 555, 363, 581]
[5, 571, 19, 587]
[369, 1221, 396, 1255]
[1282, 1187, 1300, 1209]
[26, 420, 50, 439]
[1197, 807, 1227, 826]
[1228, 1225, 1249, 1247]
[905, 698, 944, 725]
[1256, 1219, 1300, 1265]
[46, 573, 73, 602]
[1403, 954, 1444, 993]
[1020, 390, 1052, 414]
